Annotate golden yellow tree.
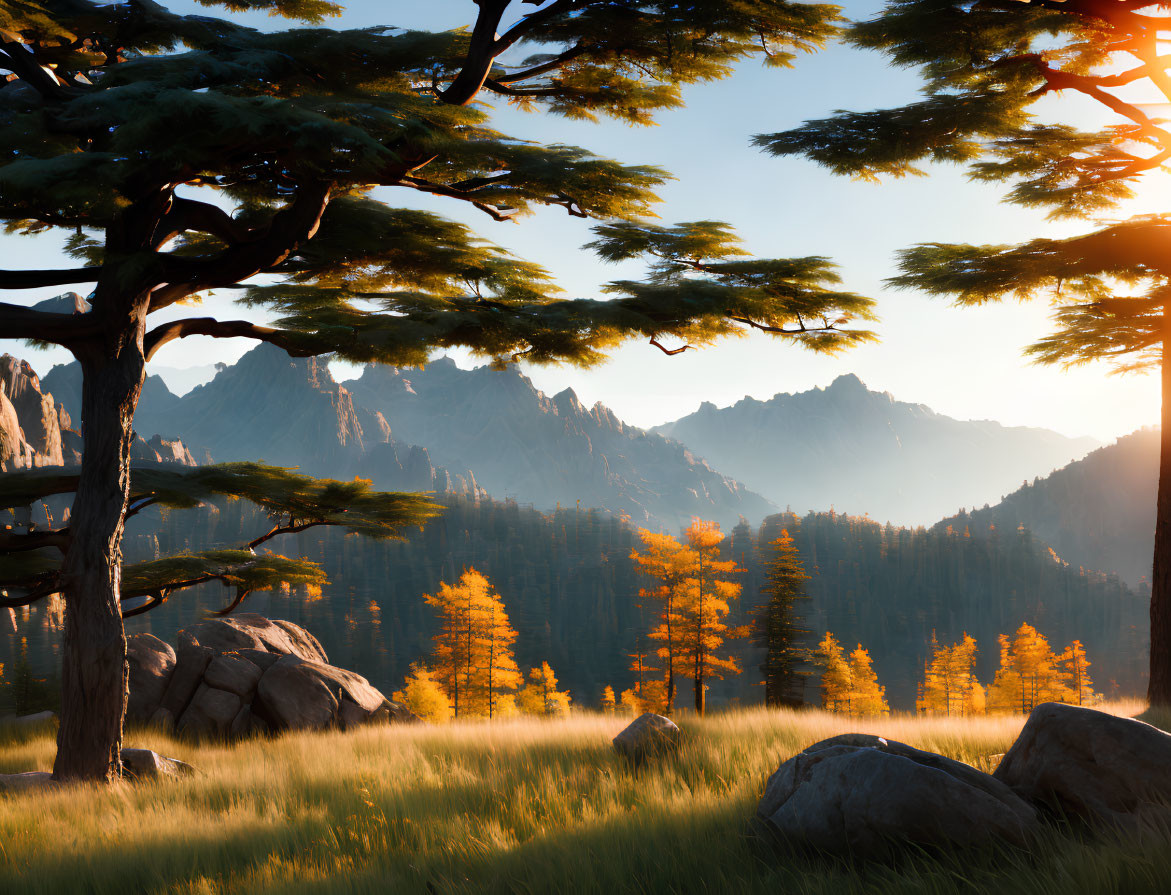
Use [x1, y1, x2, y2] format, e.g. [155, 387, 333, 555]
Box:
[518, 662, 572, 717]
[423, 567, 520, 719]
[601, 686, 616, 714]
[847, 645, 890, 716]
[988, 623, 1071, 714]
[632, 530, 694, 712]
[393, 664, 453, 724]
[673, 519, 747, 716]
[470, 593, 523, 719]
[917, 632, 983, 717]
[1059, 640, 1096, 707]
[816, 631, 853, 713]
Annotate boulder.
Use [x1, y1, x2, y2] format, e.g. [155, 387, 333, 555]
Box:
[612, 713, 680, 763]
[994, 702, 1171, 827]
[159, 635, 214, 719]
[756, 734, 1038, 859]
[0, 772, 54, 792]
[5, 710, 56, 726]
[254, 656, 340, 731]
[203, 653, 263, 698]
[183, 614, 327, 663]
[177, 684, 243, 737]
[126, 633, 176, 722]
[120, 748, 195, 780]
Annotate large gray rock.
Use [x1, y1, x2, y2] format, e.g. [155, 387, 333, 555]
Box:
[994, 702, 1171, 827]
[177, 684, 243, 737]
[612, 713, 680, 763]
[203, 653, 263, 698]
[126, 633, 177, 722]
[757, 734, 1038, 858]
[0, 771, 54, 792]
[159, 634, 214, 720]
[120, 748, 196, 780]
[183, 614, 327, 663]
[253, 654, 407, 731]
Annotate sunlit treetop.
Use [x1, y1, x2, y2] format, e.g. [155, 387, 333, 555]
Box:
[757, 0, 1169, 220]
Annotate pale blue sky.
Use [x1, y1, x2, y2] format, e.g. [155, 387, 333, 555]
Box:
[2, 0, 1161, 440]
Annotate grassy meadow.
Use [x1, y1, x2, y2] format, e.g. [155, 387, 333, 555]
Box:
[1, 702, 1168, 895]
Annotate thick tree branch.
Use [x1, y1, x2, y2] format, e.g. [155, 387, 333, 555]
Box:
[0, 301, 92, 345]
[0, 528, 71, 553]
[649, 338, 694, 356]
[149, 180, 331, 311]
[153, 196, 259, 249]
[439, 0, 513, 105]
[399, 176, 516, 220]
[0, 266, 101, 289]
[144, 318, 316, 360]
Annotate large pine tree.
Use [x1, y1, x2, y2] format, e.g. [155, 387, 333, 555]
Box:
[759, 0, 1171, 705]
[755, 528, 812, 707]
[0, 0, 877, 780]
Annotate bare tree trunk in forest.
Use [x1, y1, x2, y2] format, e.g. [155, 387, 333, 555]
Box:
[53, 318, 146, 781]
[1150, 312, 1171, 706]
[665, 588, 675, 715]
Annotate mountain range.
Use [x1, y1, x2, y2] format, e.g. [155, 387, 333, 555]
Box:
[653, 374, 1099, 525]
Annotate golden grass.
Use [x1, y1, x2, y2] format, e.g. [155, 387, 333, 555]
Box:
[0, 701, 1162, 895]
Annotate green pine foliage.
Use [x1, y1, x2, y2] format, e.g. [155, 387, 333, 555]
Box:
[0, 463, 441, 614]
[754, 526, 813, 707]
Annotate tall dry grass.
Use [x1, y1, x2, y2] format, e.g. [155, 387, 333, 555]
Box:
[0, 701, 1162, 895]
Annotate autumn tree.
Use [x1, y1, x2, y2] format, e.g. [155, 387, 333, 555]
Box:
[631, 530, 693, 712]
[0, 0, 876, 781]
[600, 685, 616, 715]
[518, 661, 571, 717]
[988, 623, 1070, 714]
[673, 519, 747, 716]
[760, 0, 1171, 706]
[917, 632, 984, 717]
[393, 664, 454, 724]
[816, 631, 889, 715]
[472, 594, 522, 719]
[755, 528, 813, 707]
[424, 567, 520, 719]
[1059, 639, 1096, 707]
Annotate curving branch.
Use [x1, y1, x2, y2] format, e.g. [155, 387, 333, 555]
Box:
[0, 301, 94, 345]
[649, 337, 694, 356]
[0, 528, 71, 553]
[153, 197, 259, 249]
[149, 180, 332, 311]
[0, 267, 101, 290]
[143, 318, 317, 360]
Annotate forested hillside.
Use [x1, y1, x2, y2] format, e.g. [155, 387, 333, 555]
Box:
[7, 500, 1143, 711]
[937, 429, 1157, 587]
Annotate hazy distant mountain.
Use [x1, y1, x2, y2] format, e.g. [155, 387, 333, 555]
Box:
[652, 374, 1099, 525]
[344, 359, 775, 531]
[150, 363, 219, 396]
[937, 428, 1157, 586]
[131, 344, 481, 496]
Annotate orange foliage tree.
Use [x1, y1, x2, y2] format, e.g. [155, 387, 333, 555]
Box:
[1060, 640, 1096, 707]
[674, 519, 747, 716]
[631, 530, 694, 711]
[988, 623, 1070, 714]
[423, 567, 521, 719]
[816, 631, 890, 716]
[917, 632, 984, 717]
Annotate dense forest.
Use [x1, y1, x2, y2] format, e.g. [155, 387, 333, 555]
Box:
[3, 497, 1147, 712]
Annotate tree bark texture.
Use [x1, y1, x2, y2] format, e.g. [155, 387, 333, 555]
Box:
[52, 319, 146, 781]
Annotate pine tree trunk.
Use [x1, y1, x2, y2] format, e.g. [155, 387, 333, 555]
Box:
[53, 338, 145, 781]
[1150, 317, 1171, 706]
[694, 672, 705, 716]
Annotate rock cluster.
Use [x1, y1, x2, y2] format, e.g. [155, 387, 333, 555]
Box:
[755, 703, 1171, 860]
[127, 613, 417, 737]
